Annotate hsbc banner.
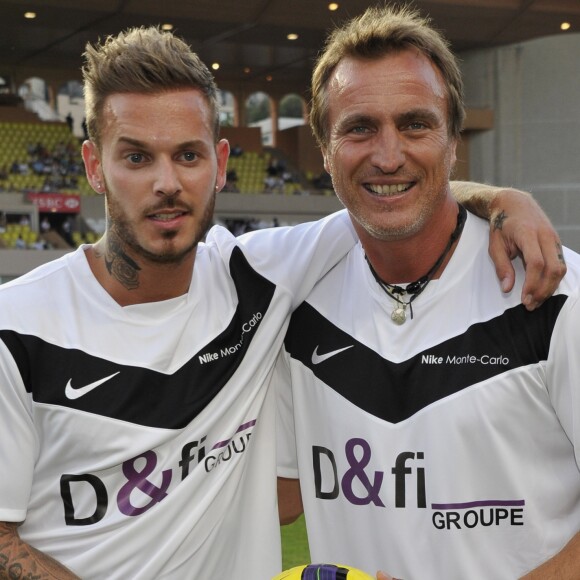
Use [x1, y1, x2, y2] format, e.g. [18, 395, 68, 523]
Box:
[28, 193, 81, 214]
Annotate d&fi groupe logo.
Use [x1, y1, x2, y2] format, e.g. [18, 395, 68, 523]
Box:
[312, 438, 525, 531]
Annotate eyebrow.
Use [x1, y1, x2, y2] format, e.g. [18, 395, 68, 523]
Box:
[116, 137, 206, 150]
[334, 114, 375, 132]
[396, 108, 442, 126]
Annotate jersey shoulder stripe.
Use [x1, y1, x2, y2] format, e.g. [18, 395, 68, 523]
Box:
[0, 246, 276, 429]
[284, 294, 567, 423]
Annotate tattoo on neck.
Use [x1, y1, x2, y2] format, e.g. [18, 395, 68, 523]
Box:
[98, 232, 141, 290]
[492, 210, 507, 231]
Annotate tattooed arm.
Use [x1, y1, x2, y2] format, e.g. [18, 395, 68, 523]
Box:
[0, 522, 80, 580]
[450, 181, 566, 310]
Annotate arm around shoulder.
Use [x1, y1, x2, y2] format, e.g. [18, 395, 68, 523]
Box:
[0, 521, 80, 579]
[450, 181, 566, 309]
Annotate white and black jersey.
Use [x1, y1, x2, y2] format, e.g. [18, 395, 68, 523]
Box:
[277, 212, 580, 580]
[0, 212, 356, 580]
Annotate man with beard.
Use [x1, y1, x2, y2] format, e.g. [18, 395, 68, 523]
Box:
[0, 25, 566, 580]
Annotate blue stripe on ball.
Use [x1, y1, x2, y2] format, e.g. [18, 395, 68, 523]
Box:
[301, 563, 349, 580]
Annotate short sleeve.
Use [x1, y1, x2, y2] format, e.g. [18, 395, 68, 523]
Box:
[0, 338, 37, 522]
[274, 349, 299, 478]
[547, 291, 580, 468]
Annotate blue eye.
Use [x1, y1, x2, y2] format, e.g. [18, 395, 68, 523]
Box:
[182, 151, 197, 162]
[128, 153, 144, 163]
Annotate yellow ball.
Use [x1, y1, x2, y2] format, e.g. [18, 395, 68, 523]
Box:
[273, 563, 374, 580]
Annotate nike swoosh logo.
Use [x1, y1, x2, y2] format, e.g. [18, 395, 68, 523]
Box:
[65, 372, 120, 400]
[311, 345, 354, 365]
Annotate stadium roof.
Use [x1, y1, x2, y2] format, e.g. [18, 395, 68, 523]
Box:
[1, 0, 579, 94]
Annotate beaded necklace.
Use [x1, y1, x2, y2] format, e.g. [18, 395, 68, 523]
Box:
[365, 205, 467, 324]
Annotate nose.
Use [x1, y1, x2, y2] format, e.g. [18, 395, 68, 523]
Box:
[370, 127, 406, 174]
[154, 156, 182, 197]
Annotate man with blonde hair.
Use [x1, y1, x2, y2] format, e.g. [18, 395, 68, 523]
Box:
[0, 27, 359, 579]
[0, 23, 566, 580]
[276, 5, 579, 579]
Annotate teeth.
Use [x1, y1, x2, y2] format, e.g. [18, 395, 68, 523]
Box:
[368, 183, 410, 195]
[152, 212, 182, 221]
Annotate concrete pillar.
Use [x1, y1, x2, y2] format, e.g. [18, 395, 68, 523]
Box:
[270, 96, 278, 147]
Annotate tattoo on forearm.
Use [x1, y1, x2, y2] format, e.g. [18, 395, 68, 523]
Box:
[0, 525, 71, 579]
[492, 210, 507, 232]
[95, 230, 141, 290]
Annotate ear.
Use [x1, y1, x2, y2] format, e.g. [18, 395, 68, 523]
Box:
[322, 148, 330, 174]
[214, 138, 230, 192]
[82, 140, 104, 194]
[449, 137, 458, 169]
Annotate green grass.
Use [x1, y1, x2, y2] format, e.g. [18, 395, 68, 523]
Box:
[281, 514, 310, 570]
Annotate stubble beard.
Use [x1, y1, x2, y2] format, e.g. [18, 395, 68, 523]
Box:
[333, 165, 452, 243]
[334, 179, 434, 242]
[105, 188, 216, 266]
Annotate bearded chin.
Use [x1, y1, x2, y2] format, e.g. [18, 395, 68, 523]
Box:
[105, 191, 216, 265]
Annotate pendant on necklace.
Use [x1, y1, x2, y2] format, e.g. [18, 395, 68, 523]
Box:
[391, 305, 407, 325]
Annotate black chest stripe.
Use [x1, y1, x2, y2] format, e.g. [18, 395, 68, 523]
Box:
[0, 247, 276, 429]
[285, 295, 566, 423]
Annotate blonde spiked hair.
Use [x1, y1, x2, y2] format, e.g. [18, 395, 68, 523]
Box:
[82, 26, 220, 148]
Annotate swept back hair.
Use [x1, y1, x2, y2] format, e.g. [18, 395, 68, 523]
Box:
[82, 26, 220, 147]
[310, 4, 465, 148]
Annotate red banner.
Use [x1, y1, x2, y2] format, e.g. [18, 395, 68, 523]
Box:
[27, 193, 81, 214]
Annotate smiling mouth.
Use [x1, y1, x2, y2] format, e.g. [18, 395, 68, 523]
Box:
[149, 211, 187, 221]
[366, 183, 413, 196]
